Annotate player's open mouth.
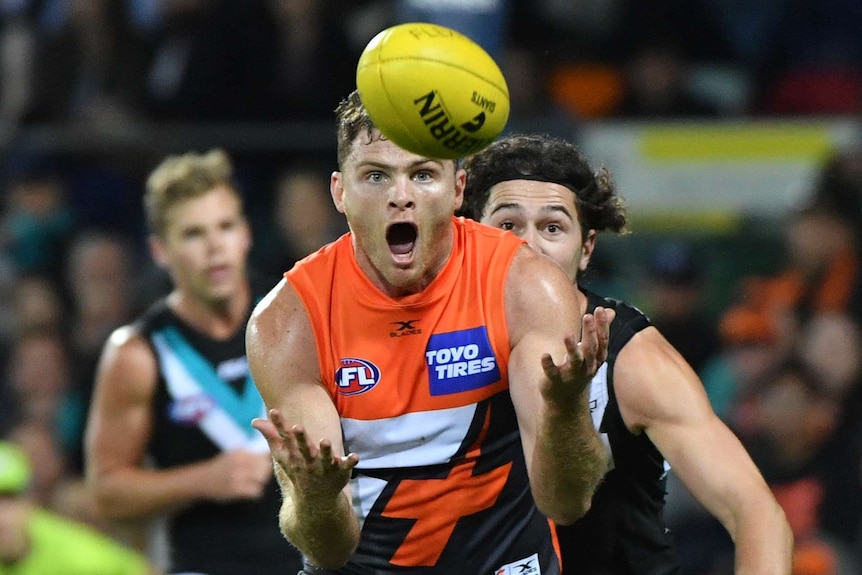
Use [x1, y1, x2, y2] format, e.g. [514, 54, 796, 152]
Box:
[386, 222, 417, 256]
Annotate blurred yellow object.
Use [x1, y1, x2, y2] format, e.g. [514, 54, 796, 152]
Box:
[0, 440, 31, 494]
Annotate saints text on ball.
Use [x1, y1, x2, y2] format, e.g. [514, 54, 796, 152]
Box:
[471, 91, 496, 113]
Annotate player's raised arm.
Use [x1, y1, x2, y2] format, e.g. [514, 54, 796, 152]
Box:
[504, 246, 612, 524]
[615, 328, 793, 574]
[247, 278, 360, 570]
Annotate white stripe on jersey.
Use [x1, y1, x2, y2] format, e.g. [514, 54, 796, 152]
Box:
[589, 361, 670, 474]
[341, 404, 477, 469]
[350, 474, 387, 528]
[153, 333, 268, 454]
[589, 363, 613, 468]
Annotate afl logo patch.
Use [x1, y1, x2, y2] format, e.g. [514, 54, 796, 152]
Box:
[168, 393, 215, 425]
[335, 358, 380, 396]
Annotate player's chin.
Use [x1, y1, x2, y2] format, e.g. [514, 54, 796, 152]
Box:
[204, 279, 241, 302]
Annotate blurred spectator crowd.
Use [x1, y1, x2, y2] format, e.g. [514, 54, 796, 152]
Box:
[644, 146, 862, 575]
[1, 0, 861, 132]
[2, 1, 862, 575]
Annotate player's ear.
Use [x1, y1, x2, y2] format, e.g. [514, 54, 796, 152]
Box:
[453, 167, 466, 211]
[149, 234, 169, 269]
[579, 229, 597, 272]
[330, 171, 346, 214]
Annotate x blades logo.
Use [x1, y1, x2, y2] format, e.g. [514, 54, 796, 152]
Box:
[335, 358, 380, 396]
[495, 553, 540, 575]
[391, 319, 422, 337]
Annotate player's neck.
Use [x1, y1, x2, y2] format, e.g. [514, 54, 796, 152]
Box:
[168, 284, 251, 339]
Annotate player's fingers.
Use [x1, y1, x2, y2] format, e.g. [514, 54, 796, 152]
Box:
[580, 313, 597, 347]
[566, 332, 583, 359]
[593, 307, 608, 359]
[318, 439, 336, 467]
[292, 426, 317, 462]
[541, 353, 560, 380]
[576, 316, 597, 373]
[251, 418, 282, 447]
[268, 410, 305, 457]
[269, 409, 290, 434]
[595, 307, 614, 361]
[343, 452, 361, 469]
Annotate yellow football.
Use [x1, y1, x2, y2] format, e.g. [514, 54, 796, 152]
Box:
[356, 22, 510, 160]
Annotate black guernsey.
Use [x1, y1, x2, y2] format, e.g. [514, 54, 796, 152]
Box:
[137, 281, 302, 575]
[555, 288, 679, 575]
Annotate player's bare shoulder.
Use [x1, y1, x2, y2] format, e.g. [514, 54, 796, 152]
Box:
[504, 245, 581, 341]
[105, 323, 140, 348]
[96, 323, 158, 400]
[247, 278, 318, 384]
[506, 245, 579, 307]
[248, 278, 309, 346]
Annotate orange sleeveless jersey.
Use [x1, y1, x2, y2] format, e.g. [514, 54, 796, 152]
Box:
[287, 217, 561, 575]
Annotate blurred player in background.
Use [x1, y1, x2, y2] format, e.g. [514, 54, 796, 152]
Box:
[84, 149, 302, 575]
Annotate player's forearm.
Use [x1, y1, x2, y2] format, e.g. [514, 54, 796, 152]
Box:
[279, 487, 360, 570]
[530, 395, 607, 524]
[89, 462, 215, 520]
[731, 500, 793, 575]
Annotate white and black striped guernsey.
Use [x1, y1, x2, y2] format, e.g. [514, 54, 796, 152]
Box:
[555, 288, 680, 575]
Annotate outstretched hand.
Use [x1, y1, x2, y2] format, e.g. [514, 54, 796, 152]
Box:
[540, 306, 615, 408]
[252, 409, 359, 501]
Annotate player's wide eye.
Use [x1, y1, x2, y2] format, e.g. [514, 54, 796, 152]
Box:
[500, 221, 515, 231]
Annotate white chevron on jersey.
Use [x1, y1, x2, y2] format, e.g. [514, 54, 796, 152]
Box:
[152, 332, 268, 454]
[341, 403, 478, 469]
[350, 474, 387, 529]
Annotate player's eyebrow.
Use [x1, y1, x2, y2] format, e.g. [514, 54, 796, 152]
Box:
[489, 203, 574, 220]
[357, 158, 445, 171]
[489, 202, 523, 216]
[541, 204, 575, 220]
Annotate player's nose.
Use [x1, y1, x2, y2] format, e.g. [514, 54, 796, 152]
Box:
[388, 178, 416, 209]
[521, 226, 543, 253]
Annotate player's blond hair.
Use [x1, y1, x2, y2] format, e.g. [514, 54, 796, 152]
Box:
[144, 148, 241, 236]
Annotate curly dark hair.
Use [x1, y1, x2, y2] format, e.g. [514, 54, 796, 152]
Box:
[460, 133, 628, 239]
